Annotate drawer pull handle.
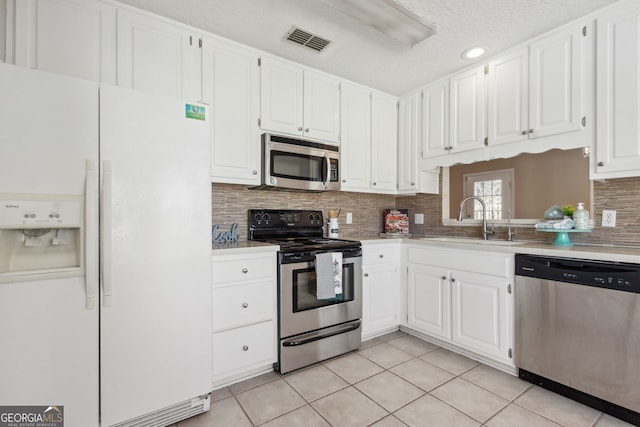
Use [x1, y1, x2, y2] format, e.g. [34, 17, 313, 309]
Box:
[242, 268, 248, 273]
[242, 345, 249, 351]
[242, 302, 248, 308]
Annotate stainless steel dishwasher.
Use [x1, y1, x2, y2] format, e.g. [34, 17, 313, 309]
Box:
[515, 254, 640, 425]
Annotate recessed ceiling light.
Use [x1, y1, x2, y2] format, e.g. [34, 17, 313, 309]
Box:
[461, 47, 486, 59]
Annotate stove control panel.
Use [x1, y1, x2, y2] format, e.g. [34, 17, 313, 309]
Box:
[249, 209, 324, 228]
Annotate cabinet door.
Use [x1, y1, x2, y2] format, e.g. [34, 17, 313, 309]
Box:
[10, 0, 116, 83]
[117, 9, 201, 100]
[371, 92, 398, 192]
[449, 66, 485, 153]
[341, 82, 372, 191]
[407, 264, 451, 340]
[487, 47, 529, 146]
[451, 270, 511, 362]
[421, 78, 449, 158]
[398, 92, 420, 192]
[202, 37, 260, 185]
[595, 2, 640, 178]
[303, 70, 341, 143]
[260, 57, 304, 136]
[530, 24, 583, 139]
[362, 263, 400, 338]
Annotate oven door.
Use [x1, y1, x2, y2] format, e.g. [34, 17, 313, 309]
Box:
[279, 253, 362, 339]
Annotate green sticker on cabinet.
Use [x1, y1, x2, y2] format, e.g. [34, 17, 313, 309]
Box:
[185, 104, 206, 121]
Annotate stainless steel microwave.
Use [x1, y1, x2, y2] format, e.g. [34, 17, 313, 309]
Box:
[261, 133, 340, 191]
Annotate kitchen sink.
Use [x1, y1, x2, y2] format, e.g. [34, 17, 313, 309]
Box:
[418, 236, 525, 246]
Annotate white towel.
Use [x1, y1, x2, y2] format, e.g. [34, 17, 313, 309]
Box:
[315, 252, 343, 299]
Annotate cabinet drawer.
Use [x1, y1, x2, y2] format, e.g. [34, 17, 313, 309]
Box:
[362, 244, 401, 265]
[213, 321, 275, 378]
[409, 246, 512, 277]
[213, 280, 273, 332]
[213, 255, 274, 284]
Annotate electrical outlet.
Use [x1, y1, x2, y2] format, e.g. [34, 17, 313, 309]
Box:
[602, 210, 616, 227]
[346, 212, 353, 224]
[415, 213, 424, 224]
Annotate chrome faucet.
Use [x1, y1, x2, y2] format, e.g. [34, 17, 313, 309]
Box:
[507, 210, 518, 241]
[458, 196, 493, 240]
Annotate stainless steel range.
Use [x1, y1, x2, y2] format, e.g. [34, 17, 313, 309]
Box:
[249, 209, 362, 374]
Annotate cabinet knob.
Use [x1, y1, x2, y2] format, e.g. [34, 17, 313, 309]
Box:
[298, 126, 303, 131]
[411, 182, 415, 186]
[528, 129, 534, 134]
[451, 277, 456, 283]
[304, 128, 309, 133]
[242, 345, 249, 351]
[441, 276, 447, 280]
[242, 268, 248, 273]
[364, 273, 369, 277]
[521, 130, 528, 135]
[252, 170, 257, 175]
[372, 182, 377, 186]
[342, 179, 346, 183]
[597, 161, 604, 167]
[242, 302, 248, 308]
[378, 254, 384, 258]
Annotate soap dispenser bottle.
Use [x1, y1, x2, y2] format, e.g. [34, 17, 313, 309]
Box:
[574, 202, 589, 229]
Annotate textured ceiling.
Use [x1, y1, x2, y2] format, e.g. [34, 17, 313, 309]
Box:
[116, 0, 620, 95]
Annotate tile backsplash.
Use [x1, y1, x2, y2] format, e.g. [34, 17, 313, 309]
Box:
[212, 176, 640, 246]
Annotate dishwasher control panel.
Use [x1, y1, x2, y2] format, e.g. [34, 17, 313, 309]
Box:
[515, 254, 640, 294]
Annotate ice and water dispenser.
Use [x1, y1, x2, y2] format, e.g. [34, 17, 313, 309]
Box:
[0, 195, 83, 281]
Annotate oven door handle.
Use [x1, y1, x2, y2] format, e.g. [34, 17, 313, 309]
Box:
[282, 320, 361, 347]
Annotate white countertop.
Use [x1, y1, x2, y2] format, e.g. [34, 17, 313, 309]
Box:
[212, 236, 640, 263]
[353, 235, 640, 264]
[212, 240, 279, 255]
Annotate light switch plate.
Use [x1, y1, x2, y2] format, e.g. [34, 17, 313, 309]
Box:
[346, 212, 353, 224]
[415, 213, 424, 224]
[602, 210, 616, 227]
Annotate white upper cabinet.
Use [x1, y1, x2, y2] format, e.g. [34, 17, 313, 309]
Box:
[117, 8, 202, 100]
[449, 66, 486, 153]
[529, 24, 583, 138]
[202, 37, 261, 185]
[488, 25, 583, 147]
[303, 70, 341, 142]
[259, 57, 304, 137]
[398, 92, 420, 192]
[487, 47, 529, 146]
[260, 57, 340, 143]
[340, 82, 372, 191]
[371, 92, 398, 192]
[8, 0, 116, 83]
[594, 0, 640, 179]
[421, 78, 450, 159]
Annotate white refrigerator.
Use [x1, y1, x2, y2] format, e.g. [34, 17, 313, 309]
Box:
[0, 63, 212, 426]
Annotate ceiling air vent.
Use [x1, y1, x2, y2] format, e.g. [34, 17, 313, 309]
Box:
[285, 27, 331, 53]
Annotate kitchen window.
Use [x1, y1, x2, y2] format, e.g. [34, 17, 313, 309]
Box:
[463, 169, 514, 220]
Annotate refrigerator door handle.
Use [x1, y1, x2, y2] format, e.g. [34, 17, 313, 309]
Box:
[85, 159, 98, 309]
[101, 160, 113, 306]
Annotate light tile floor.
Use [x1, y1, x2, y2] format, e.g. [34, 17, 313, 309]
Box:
[175, 331, 635, 427]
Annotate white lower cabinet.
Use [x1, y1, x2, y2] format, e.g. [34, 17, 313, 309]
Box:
[361, 243, 401, 339]
[406, 245, 514, 367]
[211, 250, 277, 388]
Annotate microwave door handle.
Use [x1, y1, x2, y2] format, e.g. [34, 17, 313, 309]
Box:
[323, 154, 330, 188]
